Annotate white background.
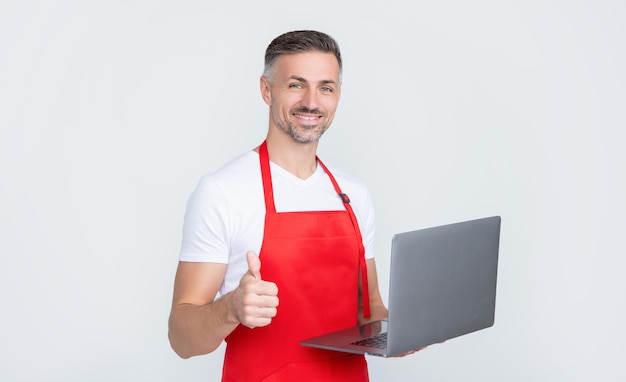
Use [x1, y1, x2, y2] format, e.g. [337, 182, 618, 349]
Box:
[1, 1, 624, 381]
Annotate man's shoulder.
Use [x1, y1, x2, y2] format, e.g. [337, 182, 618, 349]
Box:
[199, 151, 260, 186]
[318, 160, 371, 209]
[321, 161, 369, 191]
[189, 151, 263, 205]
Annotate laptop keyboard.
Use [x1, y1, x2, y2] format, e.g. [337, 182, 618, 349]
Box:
[350, 332, 388, 349]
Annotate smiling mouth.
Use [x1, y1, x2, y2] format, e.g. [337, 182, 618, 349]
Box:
[294, 113, 321, 121]
[292, 108, 325, 123]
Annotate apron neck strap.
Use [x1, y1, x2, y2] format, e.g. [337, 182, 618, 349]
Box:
[315, 158, 371, 319]
[259, 141, 276, 214]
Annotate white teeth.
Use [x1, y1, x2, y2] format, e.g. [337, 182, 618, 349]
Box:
[296, 114, 317, 120]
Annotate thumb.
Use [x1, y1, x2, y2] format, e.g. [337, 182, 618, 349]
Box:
[246, 251, 261, 280]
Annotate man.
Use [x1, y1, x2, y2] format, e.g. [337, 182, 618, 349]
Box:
[168, 30, 388, 381]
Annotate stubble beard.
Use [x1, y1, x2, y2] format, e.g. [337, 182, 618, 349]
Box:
[274, 109, 329, 144]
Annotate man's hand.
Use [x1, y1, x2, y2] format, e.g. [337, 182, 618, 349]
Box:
[230, 251, 279, 328]
[394, 340, 446, 358]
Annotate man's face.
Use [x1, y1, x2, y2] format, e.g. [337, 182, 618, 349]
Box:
[262, 51, 341, 144]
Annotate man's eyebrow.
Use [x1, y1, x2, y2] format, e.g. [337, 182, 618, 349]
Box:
[289, 76, 338, 85]
[289, 75, 308, 82]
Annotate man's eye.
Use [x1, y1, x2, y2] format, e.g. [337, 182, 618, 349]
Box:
[321, 87, 333, 93]
[289, 83, 303, 89]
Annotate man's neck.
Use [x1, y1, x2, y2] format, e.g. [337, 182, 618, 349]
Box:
[263, 133, 319, 180]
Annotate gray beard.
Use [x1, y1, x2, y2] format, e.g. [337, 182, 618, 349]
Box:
[276, 120, 328, 144]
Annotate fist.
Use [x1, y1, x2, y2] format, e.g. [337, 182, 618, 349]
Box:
[232, 251, 279, 328]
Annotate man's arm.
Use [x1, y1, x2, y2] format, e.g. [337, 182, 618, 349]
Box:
[358, 258, 433, 356]
[358, 258, 389, 324]
[168, 252, 279, 359]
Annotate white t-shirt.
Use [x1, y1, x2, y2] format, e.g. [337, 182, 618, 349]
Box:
[179, 150, 376, 296]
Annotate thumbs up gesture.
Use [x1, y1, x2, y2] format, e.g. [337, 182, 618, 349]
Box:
[232, 251, 279, 328]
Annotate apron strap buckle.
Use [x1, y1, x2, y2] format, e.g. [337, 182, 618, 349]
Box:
[339, 193, 351, 204]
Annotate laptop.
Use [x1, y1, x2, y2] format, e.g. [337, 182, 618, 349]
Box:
[301, 215, 501, 357]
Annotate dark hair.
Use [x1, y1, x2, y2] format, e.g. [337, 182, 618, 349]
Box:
[263, 30, 342, 81]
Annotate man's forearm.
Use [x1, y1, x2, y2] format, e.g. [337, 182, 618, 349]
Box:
[168, 292, 239, 359]
[359, 299, 388, 325]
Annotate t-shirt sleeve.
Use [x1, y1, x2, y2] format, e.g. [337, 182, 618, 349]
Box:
[179, 176, 230, 263]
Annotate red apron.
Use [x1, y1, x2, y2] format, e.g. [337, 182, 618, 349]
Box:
[221, 141, 370, 381]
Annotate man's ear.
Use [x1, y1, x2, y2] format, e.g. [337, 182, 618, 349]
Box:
[260, 76, 272, 106]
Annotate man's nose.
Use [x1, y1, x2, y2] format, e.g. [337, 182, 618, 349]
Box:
[300, 88, 319, 110]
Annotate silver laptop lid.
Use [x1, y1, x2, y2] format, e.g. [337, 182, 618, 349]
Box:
[386, 216, 501, 355]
